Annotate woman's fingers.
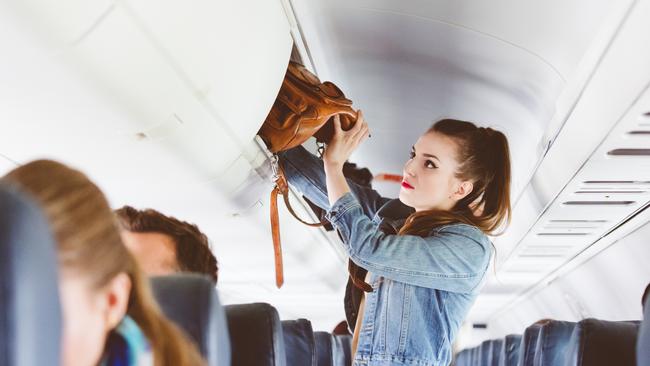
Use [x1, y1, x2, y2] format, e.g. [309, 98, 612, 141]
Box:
[353, 118, 369, 141]
[357, 122, 370, 144]
[332, 114, 342, 136]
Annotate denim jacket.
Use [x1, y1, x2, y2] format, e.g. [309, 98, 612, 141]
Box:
[279, 146, 492, 366]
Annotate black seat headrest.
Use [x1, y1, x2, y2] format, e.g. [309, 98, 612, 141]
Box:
[150, 274, 230, 366]
[225, 303, 286, 366]
[499, 334, 521, 366]
[639, 298, 650, 366]
[281, 319, 316, 366]
[0, 184, 61, 366]
[533, 320, 576, 366]
[333, 334, 352, 366]
[518, 324, 542, 366]
[314, 331, 334, 366]
[565, 318, 639, 366]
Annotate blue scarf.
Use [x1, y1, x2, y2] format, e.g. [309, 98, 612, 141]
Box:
[101, 316, 154, 366]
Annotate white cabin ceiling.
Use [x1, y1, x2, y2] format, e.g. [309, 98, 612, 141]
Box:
[289, 0, 620, 198]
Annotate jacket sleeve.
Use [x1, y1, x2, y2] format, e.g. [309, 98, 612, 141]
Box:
[278, 145, 391, 219]
[325, 193, 491, 293]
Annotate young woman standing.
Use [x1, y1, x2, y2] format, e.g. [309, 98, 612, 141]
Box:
[280, 112, 511, 366]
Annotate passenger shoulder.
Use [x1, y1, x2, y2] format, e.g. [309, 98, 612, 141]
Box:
[433, 223, 491, 248]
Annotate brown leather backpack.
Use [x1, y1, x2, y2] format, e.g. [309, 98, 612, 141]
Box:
[258, 61, 358, 288]
[259, 61, 358, 153]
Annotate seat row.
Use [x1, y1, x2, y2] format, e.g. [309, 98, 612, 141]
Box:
[454, 316, 648, 366]
[154, 275, 352, 366]
[0, 184, 350, 366]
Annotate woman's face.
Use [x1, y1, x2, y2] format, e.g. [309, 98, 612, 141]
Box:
[59, 271, 131, 366]
[399, 131, 473, 212]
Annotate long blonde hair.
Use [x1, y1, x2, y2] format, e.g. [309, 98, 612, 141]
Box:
[2, 160, 205, 366]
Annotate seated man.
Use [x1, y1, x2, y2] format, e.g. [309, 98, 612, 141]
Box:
[115, 205, 219, 284]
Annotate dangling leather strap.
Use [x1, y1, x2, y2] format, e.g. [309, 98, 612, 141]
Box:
[270, 162, 324, 288]
[270, 185, 284, 288]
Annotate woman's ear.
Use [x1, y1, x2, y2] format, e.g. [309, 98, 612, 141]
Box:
[452, 180, 474, 201]
[102, 272, 132, 331]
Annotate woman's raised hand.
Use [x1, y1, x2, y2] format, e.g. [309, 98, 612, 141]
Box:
[323, 110, 370, 170]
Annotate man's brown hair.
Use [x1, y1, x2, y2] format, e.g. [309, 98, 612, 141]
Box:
[115, 205, 219, 284]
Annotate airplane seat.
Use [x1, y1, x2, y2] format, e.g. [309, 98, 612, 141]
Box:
[488, 339, 504, 365]
[314, 331, 335, 366]
[472, 345, 481, 365]
[517, 324, 542, 366]
[478, 340, 493, 365]
[225, 303, 287, 366]
[564, 318, 639, 366]
[638, 298, 650, 366]
[0, 184, 62, 366]
[150, 274, 230, 366]
[281, 319, 316, 366]
[499, 334, 522, 366]
[333, 334, 352, 366]
[453, 348, 472, 366]
[532, 320, 575, 366]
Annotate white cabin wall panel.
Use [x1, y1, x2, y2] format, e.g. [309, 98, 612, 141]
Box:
[489, 219, 650, 338]
[493, 0, 650, 266]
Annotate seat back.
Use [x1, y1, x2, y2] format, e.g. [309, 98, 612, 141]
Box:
[333, 334, 352, 366]
[532, 320, 575, 366]
[636, 297, 650, 366]
[0, 184, 61, 366]
[454, 348, 472, 366]
[488, 339, 504, 366]
[565, 318, 639, 366]
[150, 274, 230, 366]
[517, 325, 542, 366]
[499, 334, 522, 366]
[314, 331, 334, 366]
[281, 319, 316, 366]
[472, 346, 481, 365]
[478, 340, 493, 365]
[225, 303, 287, 366]
[638, 298, 650, 366]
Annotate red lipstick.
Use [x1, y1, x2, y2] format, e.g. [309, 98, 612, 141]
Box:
[401, 180, 414, 190]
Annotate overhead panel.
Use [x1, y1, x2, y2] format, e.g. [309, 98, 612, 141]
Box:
[497, 86, 650, 307]
[289, 0, 616, 199]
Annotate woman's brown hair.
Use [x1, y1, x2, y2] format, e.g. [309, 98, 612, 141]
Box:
[2, 160, 205, 366]
[399, 119, 512, 237]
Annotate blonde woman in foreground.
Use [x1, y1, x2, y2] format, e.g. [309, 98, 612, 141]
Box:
[2, 160, 205, 366]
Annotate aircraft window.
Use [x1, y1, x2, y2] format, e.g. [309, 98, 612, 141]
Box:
[575, 190, 645, 193]
[537, 232, 590, 236]
[607, 148, 650, 156]
[548, 219, 608, 222]
[582, 180, 648, 184]
[562, 200, 635, 205]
